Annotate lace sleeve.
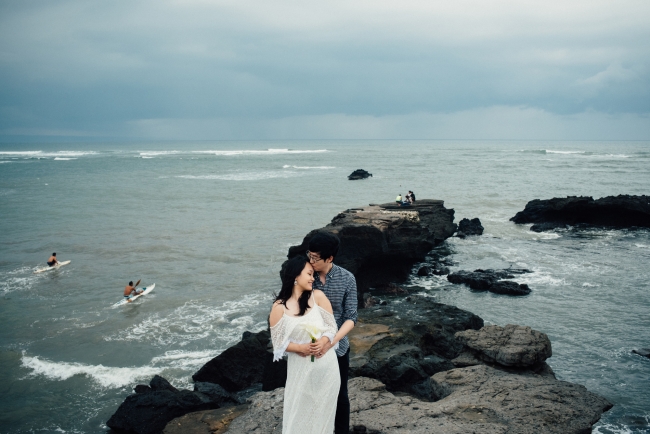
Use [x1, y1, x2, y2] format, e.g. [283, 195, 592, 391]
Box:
[318, 307, 340, 352]
[270, 316, 291, 362]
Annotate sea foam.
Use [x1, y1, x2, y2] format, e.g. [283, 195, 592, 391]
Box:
[176, 171, 302, 181]
[21, 354, 160, 389]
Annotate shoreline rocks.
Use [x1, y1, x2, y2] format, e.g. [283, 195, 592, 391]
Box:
[287, 199, 457, 294]
[511, 195, 650, 231]
[224, 368, 612, 434]
[447, 268, 532, 296]
[348, 169, 373, 180]
[456, 217, 484, 238]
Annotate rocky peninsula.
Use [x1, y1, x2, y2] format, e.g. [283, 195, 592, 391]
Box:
[107, 200, 612, 434]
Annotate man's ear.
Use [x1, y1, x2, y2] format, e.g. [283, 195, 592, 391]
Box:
[325, 256, 334, 264]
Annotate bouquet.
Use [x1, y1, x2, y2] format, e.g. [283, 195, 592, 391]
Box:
[302, 323, 325, 362]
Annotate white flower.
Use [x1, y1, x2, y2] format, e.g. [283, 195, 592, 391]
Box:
[302, 323, 325, 341]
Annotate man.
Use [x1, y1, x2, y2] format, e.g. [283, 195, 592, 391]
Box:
[306, 232, 357, 434]
[47, 253, 59, 267]
[409, 190, 416, 203]
[123, 281, 143, 300]
[396, 193, 402, 204]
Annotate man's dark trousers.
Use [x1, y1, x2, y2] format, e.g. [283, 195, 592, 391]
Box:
[335, 349, 350, 434]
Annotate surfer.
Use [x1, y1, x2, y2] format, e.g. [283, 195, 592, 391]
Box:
[124, 281, 143, 300]
[47, 253, 59, 267]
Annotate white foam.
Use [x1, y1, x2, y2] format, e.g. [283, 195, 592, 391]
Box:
[545, 150, 586, 154]
[0, 266, 38, 294]
[635, 244, 648, 248]
[193, 149, 327, 156]
[592, 423, 634, 434]
[526, 231, 561, 240]
[139, 151, 180, 157]
[104, 296, 268, 347]
[581, 282, 599, 287]
[0, 151, 43, 156]
[0, 150, 96, 159]
[21, 354, 160, 389]
[282, 165, 335, 169]
[176, 171, 302, 181]
[54, 157, 77, 161]
[151, 349, 220, 370]
[0, 161, 12, 163]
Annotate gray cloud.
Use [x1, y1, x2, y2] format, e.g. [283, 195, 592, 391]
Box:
[1, 0, 649, 140]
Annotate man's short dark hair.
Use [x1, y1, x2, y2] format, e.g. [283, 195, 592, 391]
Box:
[129, 281, 133, 286]
[52, 253, 56, 256]
[308, 232, 340, 260]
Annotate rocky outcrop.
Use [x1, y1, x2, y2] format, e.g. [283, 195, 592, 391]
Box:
[348, 169, 373, 180]
[349, 297, 482, 398]
[456, 217, 484, 238]
[287, 199, 457, 293]
[225, 372, 612, 434]
[106, 376, 217, 434]
[192, 331, 270, 392]
[447, 268, 532, 295]
[510, 195, 650, 231]
[455, 324, 552, 367]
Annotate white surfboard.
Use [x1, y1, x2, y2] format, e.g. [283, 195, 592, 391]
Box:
[113, 283, 155, 307]
[33, 260, 71, 274]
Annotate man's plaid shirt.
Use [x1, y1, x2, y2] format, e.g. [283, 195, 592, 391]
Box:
[312, 263, 358, 357]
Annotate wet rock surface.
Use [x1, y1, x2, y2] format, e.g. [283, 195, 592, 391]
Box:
[511, 195, 650, 231]
[455, 324, 552, 367]
[163, 405, 249, 434]
[447, 268, 532, 295]
[287, 199, 457, 293]
[456, 217, 484, 237]
[225, 372, 612, 434]
[348, 169, 373, 180]
[106, 376, 218, 434]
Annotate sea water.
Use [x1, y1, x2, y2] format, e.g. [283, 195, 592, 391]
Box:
[0, 141, 648, 433]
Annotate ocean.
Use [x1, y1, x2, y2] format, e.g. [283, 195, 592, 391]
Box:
[0, 141, 648, 433]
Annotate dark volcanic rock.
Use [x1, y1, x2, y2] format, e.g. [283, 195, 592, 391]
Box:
[489, 280, 531, 296]
[447, 268, 532, 296]
[287, 200, 457, 293]
[455, 324, 552, 367]
[192, 330, 270, 392]
[348, 296, 482, 399]
[457, 217, 484, 238]
[348, 169, 373, 180]
[163, 405, 249, 434]
[511, 195, 650, 231]
[193, 382, 239, 406]
[416, 266, 430, 276]
[632, 348, 650, 359]
[227, 373, 612, 434]
[107, 376, 217, 434]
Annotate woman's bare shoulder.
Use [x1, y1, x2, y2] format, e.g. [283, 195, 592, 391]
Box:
[269, 301, 286, 327]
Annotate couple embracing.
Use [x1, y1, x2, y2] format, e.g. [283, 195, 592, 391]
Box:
[269, 232, 357, 434]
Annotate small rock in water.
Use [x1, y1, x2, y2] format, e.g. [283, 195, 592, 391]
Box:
[417, 266, 431, 276]
[457, 218, 484, 236]
[632, 348, 650, 359]
[348, 169, 373, 180]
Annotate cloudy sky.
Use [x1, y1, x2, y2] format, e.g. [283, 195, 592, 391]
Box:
[1, 0, 649, 141]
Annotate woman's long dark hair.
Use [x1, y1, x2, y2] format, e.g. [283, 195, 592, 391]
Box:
[275, 255, 312, 316]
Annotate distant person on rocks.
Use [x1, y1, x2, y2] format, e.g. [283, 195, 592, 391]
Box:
[396, 194, 402, 204]
[47, 253, 59, 267]
[408, 190, 416, 203]
[123, 281, 143, 299]
[307, 232, 358, 434]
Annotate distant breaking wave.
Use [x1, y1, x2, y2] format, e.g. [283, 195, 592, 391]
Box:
[282, 165, 335, 169]
[176, 171, 303, 181]
[193, 149, 328, 156]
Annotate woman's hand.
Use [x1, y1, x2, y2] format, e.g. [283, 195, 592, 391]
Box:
[309, 337, 331, 358]
[287, 342, 311, 357]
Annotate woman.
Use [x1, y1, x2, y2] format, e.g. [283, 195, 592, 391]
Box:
[269, 255, 340, 434]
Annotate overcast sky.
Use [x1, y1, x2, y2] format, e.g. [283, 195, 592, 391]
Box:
[1, 0, 649, 141]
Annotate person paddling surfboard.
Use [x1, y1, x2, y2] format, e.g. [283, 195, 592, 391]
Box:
[124, 279, 143, 301]
[47, 253, 60, 267]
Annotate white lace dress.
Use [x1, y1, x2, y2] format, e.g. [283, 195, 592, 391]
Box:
[270, 300, 341, 434]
